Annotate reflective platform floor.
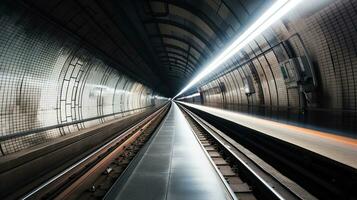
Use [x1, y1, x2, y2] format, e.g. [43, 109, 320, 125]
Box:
[104, 103, 232, 200]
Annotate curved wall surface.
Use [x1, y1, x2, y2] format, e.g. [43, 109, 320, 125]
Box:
[0, 2, 164, 155]
[196, 0, 357, 112]
[181, 0, 357, 134]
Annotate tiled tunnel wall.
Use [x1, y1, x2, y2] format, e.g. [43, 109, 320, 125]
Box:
[1, 0, 357, 155]
[193, 0, 357, 114]
[0, 2, 164, 155]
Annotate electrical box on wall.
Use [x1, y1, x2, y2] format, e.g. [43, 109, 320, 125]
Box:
[219, 82, 226, 93]
[279, 56, 315, 92]
[243, 76, 255, 95]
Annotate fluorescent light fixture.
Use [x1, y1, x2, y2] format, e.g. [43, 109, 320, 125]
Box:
[177, 92, 200, 100]
[173, 0, 303, 99]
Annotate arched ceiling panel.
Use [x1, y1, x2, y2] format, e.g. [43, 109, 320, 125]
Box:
[156, 23, 213, 51]
[23, 0, 270, 96]
[158, 50, 197, 65]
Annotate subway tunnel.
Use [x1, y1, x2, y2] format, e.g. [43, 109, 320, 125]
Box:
[0, 0, 356, 199]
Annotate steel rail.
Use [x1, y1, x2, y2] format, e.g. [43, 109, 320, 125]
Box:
[184, 109, 238, 200]
[21, 103, 169, 200]
[179, 104, 315, 200]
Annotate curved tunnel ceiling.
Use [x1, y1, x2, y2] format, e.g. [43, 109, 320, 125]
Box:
[21, 0, 270, 96]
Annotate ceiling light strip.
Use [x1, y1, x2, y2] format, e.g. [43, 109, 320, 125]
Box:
[174, 0, 303, 99]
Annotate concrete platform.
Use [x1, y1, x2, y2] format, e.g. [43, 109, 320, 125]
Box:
[179, 102, 357, 169]
[105, 103, 233, 200]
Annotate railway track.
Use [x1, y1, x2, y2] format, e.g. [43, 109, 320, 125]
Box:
[20, 103, 170, 200]
[14, 102, 322, 200]
[178, 104, 316, 200]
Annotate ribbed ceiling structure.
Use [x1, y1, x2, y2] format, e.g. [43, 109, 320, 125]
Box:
[22, 0, 270, 96]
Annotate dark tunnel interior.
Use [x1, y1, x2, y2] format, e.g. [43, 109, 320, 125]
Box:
[0, 0, 357, 199]
[1, 0, 355, 134]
